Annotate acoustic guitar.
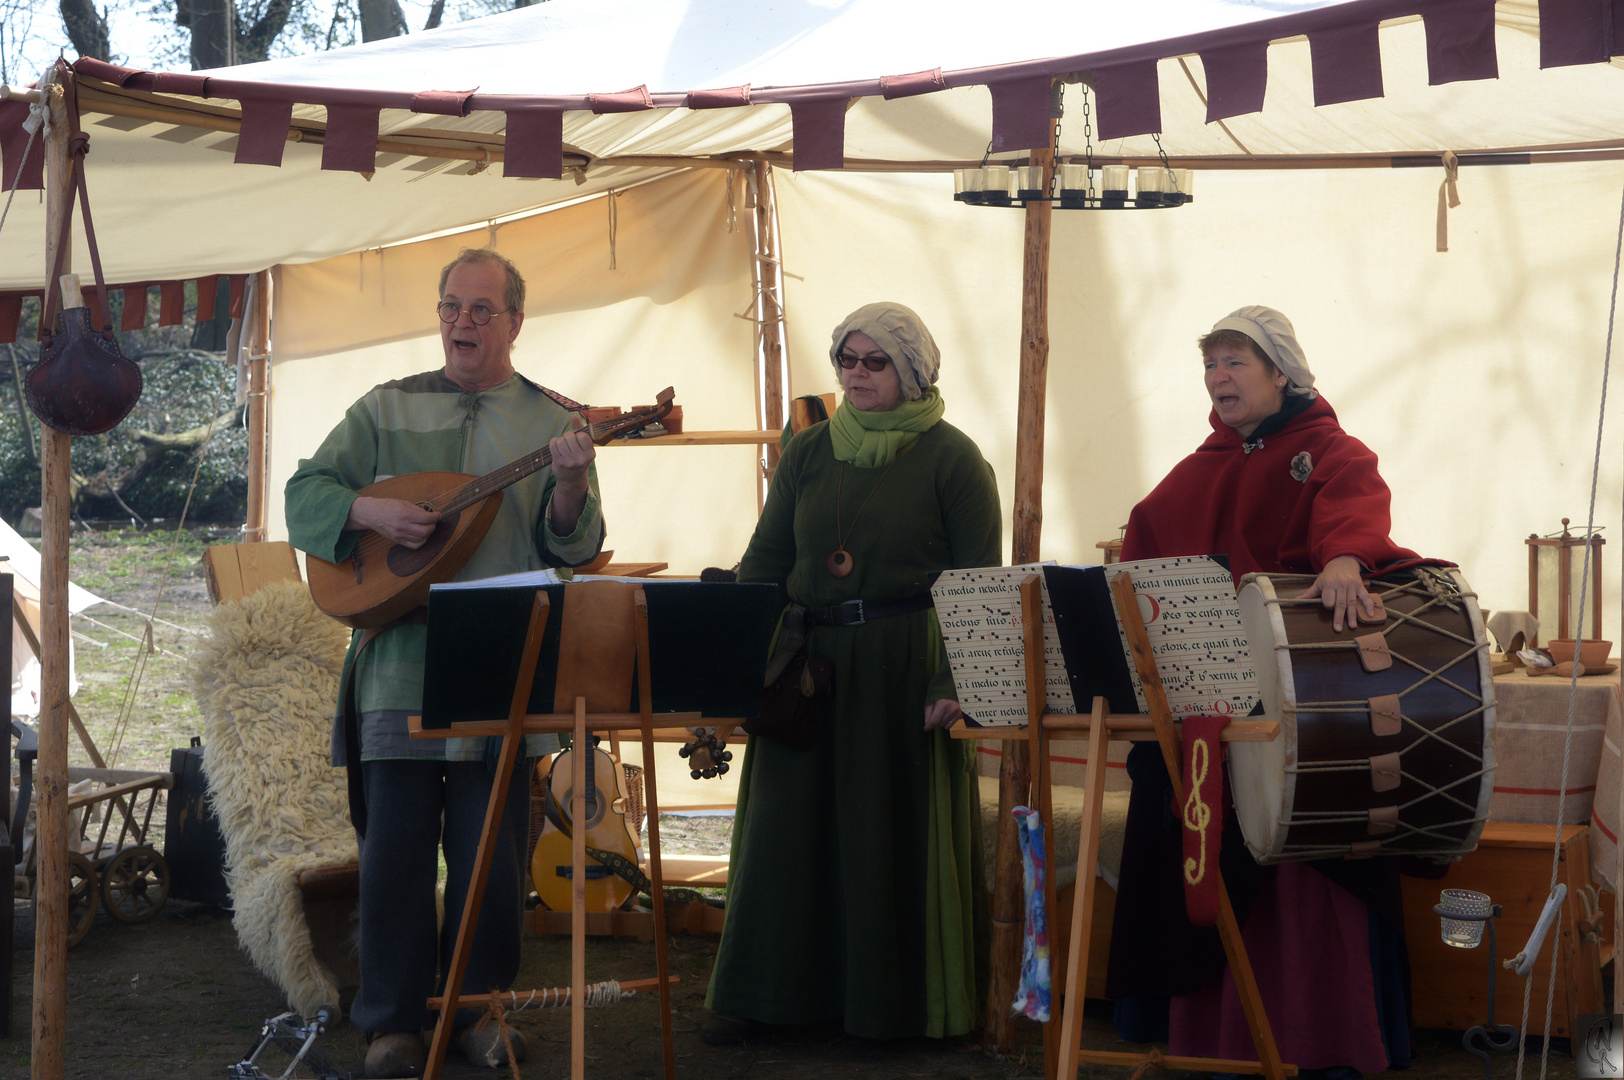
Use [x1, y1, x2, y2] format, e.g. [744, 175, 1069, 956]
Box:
[306, 387, 675, 628]
[531, 736, 642, 912]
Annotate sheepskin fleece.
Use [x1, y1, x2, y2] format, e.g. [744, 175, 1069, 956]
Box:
[191, 580, 355, 1014]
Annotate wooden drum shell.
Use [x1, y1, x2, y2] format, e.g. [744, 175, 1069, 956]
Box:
[1231, 570, 1495, 864]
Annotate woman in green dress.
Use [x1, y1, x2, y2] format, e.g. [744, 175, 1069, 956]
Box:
[705, 302, 1000, 1043]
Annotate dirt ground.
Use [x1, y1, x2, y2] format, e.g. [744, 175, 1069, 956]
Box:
[3, 527, 1587, 1078]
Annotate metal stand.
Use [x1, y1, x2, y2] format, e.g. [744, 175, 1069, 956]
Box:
[228, 1004, 346, 1080]
[1434, 902, 1518, 1080]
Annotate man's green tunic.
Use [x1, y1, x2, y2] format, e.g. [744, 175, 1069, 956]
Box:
[707, 418, 999, 1039]
[284, 370, 603, 761]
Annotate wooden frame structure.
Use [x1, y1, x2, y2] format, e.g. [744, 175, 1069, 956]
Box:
[406, 584, 732, 1080]
[954, 571, 1296, 1079]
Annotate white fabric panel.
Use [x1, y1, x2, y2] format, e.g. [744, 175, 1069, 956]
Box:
[774, 163, 1624, 646]
[218, 0, 1301, 94]
[267, 170, 766, 575]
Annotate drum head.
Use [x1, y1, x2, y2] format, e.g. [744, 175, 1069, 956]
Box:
[1233, 576, 1293, 862]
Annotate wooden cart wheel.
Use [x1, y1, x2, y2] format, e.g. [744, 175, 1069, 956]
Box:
[99, 845, 170, 924]
[66, 851, 97, 947]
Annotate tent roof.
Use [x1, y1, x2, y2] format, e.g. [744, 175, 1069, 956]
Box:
[1, 0, 1621, 288]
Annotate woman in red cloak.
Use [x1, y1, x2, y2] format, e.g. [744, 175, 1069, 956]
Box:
[1106, 306, 1425, 1078]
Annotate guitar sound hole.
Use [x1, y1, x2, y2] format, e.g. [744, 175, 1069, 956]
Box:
[556, 787, 604, 830]
[386, 508, 461, 577]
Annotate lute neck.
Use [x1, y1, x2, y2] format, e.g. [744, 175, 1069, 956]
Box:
[438, 418, 616, 516]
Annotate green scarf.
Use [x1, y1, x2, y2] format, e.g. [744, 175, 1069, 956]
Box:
[829, 386, 946, 467]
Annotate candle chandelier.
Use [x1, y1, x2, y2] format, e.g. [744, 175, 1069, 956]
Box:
[954, 83, 1192, 210]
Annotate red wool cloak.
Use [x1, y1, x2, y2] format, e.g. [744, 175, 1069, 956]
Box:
[1121, 394, 1422, 577]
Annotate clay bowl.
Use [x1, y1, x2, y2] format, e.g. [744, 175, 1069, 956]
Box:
[1547, 639, 1612, 669]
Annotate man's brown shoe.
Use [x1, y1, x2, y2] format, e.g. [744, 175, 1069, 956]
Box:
[364, 1031, 426, 1078]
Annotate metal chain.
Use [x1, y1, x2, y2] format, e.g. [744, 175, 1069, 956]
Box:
[1082, 83, 1095, 199]
[1153, 130, 1177, 189]
[1047, 82, 1064, 198]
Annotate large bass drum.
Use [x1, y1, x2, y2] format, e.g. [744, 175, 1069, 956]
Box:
[1230, 569, 1495, 864]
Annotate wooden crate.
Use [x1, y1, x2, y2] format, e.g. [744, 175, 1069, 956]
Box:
[1402, 822, 1603, 1039]
[202, 540, 301, 604]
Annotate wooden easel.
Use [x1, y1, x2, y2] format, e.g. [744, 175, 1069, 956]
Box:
[956, 571, 1296, 1079]
[408, 584, 705, 1080]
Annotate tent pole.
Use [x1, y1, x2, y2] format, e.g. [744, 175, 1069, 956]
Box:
[986, 100, 1057, 1054]
[756, 162, 787, 471]
[242, 269, 272, 542]
[33, 69, 73, 1080]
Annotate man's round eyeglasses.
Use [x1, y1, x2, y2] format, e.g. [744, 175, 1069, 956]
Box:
[437, 301, 511, 326]
[837, 352, 892, 372]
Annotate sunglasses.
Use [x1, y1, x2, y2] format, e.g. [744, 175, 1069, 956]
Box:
[836, 351, 892, 372]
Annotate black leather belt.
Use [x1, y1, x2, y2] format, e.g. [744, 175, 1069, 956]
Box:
[802, 594, 934, 628]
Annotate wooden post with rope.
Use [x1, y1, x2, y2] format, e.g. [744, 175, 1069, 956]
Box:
[242, 269, 272, 542]
[752, 160, 788, 489]
[32, 68, 74, 1080]
[987, 91, 1058, 1053]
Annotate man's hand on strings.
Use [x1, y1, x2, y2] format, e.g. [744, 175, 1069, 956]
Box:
[549, 413, 597, 535]
[923, 698, 964, 732]
[347, 496, 440, 548]
[1301, 554, 1377, 632]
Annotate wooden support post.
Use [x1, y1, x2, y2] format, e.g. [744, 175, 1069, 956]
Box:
[1017, 576, 1061, 1080]
[1055, 696, 1110, 1077]
[753, 161, 788, 491]
[32, 71, 72, 1080]
[633, 590, 677, 1080]
[570, 696, 588, 1080]
[242, 269, 272, 542]
[423, 592, 549, 1080]
[988, 95, 1057, 1052]
[1, 572, 12, 1039]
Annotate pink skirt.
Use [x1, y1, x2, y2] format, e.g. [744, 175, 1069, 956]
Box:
[1169, 862, 1389, 1074]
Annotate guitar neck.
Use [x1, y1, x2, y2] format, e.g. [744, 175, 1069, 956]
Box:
[438, 418, 616, 516]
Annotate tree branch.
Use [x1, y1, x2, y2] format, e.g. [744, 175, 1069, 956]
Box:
[58, 0, 110, 61]
[238, 0, 297, 63]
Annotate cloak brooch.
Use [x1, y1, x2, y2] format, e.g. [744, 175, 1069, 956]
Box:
[1290, 451, 1314, 482]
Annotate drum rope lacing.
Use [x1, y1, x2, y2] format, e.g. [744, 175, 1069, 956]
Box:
[1263, 579, 1494, 857]
[1509, 171, 1624, 1080]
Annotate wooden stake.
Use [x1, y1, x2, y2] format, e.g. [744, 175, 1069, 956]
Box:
[1055, 697, 1110, 1077]
[242, 269, 271, 542]
[32, 71, 73, 1080]
[1017, 576, 1060, 1080]
[571, 694, 588, 1080]
[633, 590, 677, 1080]
[988, 96, 1057, 1053]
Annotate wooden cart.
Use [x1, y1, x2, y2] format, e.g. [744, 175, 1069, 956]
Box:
[11, 720, 174, 946]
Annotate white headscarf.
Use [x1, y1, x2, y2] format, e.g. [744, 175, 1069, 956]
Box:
[828, 302, 941, 402]
[1211, 305, 1318, 400]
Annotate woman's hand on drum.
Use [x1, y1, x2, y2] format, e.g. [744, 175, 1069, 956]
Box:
[1301, 555, 1377, 632]
[923, 699, 964, 732]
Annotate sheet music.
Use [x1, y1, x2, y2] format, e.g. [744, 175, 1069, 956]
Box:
[1108, 555, 1260, 718]
[429, 567, 564, 591]
[932, 563, 1075, 726]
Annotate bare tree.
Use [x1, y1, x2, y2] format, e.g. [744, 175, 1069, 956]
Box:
[69, 403, 243, 515]
[358, 0, 405, 40]
[175, 0, 299, 68]
[58, 0, 111, 61]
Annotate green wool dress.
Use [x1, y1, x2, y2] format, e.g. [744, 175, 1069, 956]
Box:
[706, 418, 1000, 1039]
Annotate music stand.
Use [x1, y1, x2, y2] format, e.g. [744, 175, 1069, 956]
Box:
[954, 571, 1296, 1079]
[407, 581, 746, 1080]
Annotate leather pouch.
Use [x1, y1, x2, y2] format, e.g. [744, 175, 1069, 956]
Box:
[743, 651, 833, 751]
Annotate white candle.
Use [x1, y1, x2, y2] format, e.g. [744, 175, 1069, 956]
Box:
[962, 168, 986, 193]
[1172, 169, 1194, 201]
[1101, 165, 1129, 196]
[1013, 165, 1042, 195]
[1136, 167, 1165, 194]
[980, 165, 1010, 196]
[1059, 164, 1089, 192]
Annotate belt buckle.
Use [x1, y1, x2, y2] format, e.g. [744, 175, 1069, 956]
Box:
[847, 599, 866, 626]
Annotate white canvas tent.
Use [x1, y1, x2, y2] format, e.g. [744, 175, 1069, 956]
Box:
[5, 0, 1624, 1069]
[2, 518, 101, 719]
[2, 0, 1616, 638]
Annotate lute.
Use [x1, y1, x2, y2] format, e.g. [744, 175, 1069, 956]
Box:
[306, 387, 675, 628]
